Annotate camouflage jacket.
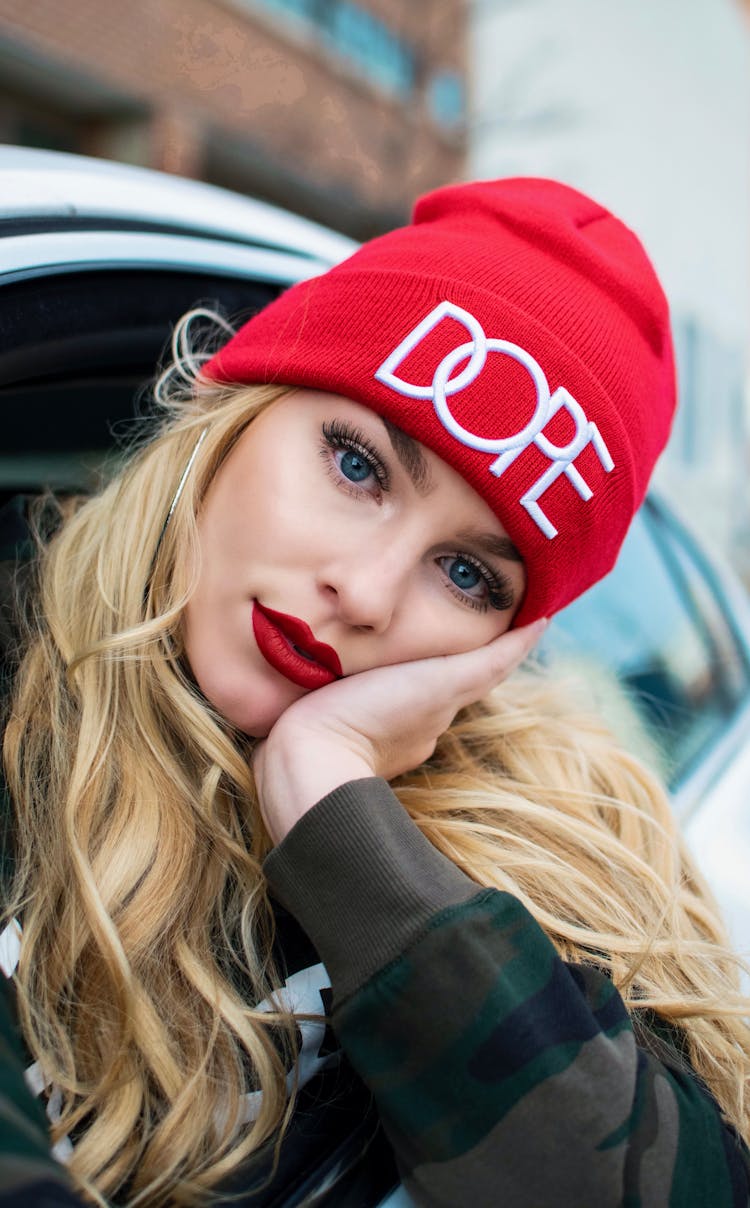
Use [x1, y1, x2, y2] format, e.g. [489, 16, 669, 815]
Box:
[1, 497, 749, 1205]
[264, 777, 750, 1207]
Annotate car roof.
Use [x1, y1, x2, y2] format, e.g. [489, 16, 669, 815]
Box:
[0, 147, 359, 493]
[0, 145, 357, 265]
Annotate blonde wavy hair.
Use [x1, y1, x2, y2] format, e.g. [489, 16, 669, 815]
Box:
[3, 312, 749, 1205]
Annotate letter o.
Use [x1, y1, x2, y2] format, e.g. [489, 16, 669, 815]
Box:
[432, 339, 552, 454]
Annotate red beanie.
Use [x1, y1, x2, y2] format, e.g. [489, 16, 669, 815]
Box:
[204, 177, 676, 626]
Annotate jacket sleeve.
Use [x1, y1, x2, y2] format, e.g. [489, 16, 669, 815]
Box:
[264, 777, 750, 1208]
[0, 975, 85, 1207]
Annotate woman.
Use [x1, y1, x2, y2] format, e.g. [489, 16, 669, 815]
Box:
[1, 177, 749, 1207]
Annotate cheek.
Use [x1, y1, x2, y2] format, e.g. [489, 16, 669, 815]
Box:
[386, 587, 515, 667]
[429, 567, 517, 648]
[208, 454, 310, 565]
[438, 611, 514, 656]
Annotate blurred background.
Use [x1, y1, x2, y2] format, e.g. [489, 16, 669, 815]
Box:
[1, 0, 748, 575]
[1, 12, 750, 1191]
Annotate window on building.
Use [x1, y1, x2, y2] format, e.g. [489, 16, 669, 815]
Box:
[250, 0, 416, 97]
[252, 0, 315, 20]
[326, 3, 414, 96]
[426, 69, 466, 131]
[0, 92, 84, 155]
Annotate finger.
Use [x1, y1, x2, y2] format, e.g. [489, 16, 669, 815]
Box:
[486, 616, 548, 670]
[438, 616, 548, 708]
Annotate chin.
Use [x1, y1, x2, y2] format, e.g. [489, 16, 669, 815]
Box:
[195, 666, 310, 740]
[217, 704, 274, 739]
[221, 696, 296, 739]
[241, 720, 273, 739]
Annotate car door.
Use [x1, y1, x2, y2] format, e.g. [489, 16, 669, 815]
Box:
[550, 494, 750, 961]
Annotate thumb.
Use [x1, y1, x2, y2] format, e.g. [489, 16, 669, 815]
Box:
[448, 616, 548, 708]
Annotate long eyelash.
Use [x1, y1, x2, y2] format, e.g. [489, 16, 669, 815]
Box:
[321, 420, 390, 490]
[448, 552, 515, 612]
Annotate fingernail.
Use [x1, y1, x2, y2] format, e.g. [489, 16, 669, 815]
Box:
[531, 617, 549, 635]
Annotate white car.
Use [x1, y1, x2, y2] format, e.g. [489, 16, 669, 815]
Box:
[549, 496, 750, 964]
[2, 146, 749, 967]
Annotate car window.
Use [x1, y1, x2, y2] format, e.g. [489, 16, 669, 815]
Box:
[0, 267, 281, 501]
[548, 498, 750, 790]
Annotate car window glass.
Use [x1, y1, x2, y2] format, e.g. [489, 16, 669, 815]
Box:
[0, 268, 280, 500]
[548, 502, 750, 790]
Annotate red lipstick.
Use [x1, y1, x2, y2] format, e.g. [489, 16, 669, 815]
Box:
[252, 603, 342, 689]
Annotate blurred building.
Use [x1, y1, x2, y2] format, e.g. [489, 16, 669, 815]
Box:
[470, 0, 750, 570]
[0, 0, 468, 237]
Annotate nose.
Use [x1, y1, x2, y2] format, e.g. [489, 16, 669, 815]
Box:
[318, 541, 407, 634]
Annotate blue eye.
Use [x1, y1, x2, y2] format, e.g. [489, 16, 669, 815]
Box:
[447, 557, 482, 592]
[340, 449, 372, 483]
[437, 553, 515, 612]
[321, 419, 389, 495]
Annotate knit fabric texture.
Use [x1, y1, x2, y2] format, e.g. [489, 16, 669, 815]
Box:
[204, 177, 676, 624]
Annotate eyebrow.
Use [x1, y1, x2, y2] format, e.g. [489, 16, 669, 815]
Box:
[453, 529, 524, 565]
[381, 418, 434, 495]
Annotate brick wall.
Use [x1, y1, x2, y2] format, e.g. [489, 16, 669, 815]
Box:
[0, 0, 468, 235]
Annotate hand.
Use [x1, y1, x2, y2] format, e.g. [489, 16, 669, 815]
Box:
[253, 618, 546, 845]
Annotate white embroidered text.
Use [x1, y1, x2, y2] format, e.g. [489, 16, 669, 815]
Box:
[375, 301, 615, 538]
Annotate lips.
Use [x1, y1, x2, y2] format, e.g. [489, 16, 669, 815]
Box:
[252, 603, 343, 690]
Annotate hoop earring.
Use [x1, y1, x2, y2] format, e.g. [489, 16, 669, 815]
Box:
[149, 426, 208, 578]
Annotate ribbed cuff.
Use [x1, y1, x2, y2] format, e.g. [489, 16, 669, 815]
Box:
[263, 778, 479, 1001]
